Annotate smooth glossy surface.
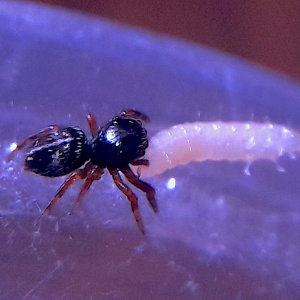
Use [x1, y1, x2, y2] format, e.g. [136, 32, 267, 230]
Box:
[25, 127, 88, 177]
[91, 115, 148, 168]
[1, 1, 300, 299]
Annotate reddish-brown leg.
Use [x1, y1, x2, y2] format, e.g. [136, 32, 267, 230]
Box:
[130, 159, 149, 178]
[6, 126, 59, 162]
[130, 159, 149, 166]
[40, 162, 94, 217]
[86, 113, 98, 138]
[120, 165, 158, 213]
[108, 168, 145, 234]
[71, 166, 104, 212]
[120, 110, 150, 123]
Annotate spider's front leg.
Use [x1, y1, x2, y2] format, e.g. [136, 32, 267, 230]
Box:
[120, 165, 157, 213]
[120, 110, 150, 123]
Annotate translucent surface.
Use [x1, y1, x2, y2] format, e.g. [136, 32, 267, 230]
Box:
[1, 1, 300, 299]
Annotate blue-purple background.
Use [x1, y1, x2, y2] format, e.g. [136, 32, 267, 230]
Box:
[1, 1, 300, 299]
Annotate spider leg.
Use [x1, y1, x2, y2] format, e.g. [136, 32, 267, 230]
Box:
[120, 165, 158, 213]
[86, 113, 98, 138]
[108, 168, 145, 234]
[130, 159, 149, 178]
[120, 110, 150, 123]
[6, 126, 59, 162]
[40, 162, 94, 218]
[130, 159, 149, 166]
[71, 166, 104, 212]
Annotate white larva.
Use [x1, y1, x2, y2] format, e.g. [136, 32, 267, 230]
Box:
[136, 122, 300, 178]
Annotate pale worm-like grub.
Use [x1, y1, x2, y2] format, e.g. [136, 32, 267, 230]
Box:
[136, 122, 300, 178]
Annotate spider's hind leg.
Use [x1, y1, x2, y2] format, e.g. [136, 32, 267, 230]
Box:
[71, 166, 104, 212]
[6, 126, 59, 162]
[120, 165, 158, 213]
[40, 162, 94, 218]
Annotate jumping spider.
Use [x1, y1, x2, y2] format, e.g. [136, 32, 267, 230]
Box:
[7, 110, 157, 234]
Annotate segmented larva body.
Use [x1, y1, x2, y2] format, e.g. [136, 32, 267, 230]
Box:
[137, 122, 300, 178]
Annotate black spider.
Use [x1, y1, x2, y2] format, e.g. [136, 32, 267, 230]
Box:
[7, 110, 157, 234]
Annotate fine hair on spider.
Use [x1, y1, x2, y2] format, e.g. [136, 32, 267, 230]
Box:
[7, 110, 158, 234]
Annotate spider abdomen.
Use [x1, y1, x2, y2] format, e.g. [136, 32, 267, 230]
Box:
[91, 116, 148, 169]
[25, 127, 89, 177]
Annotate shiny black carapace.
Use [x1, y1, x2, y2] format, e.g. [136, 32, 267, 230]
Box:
[7, 110, 157, 234]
